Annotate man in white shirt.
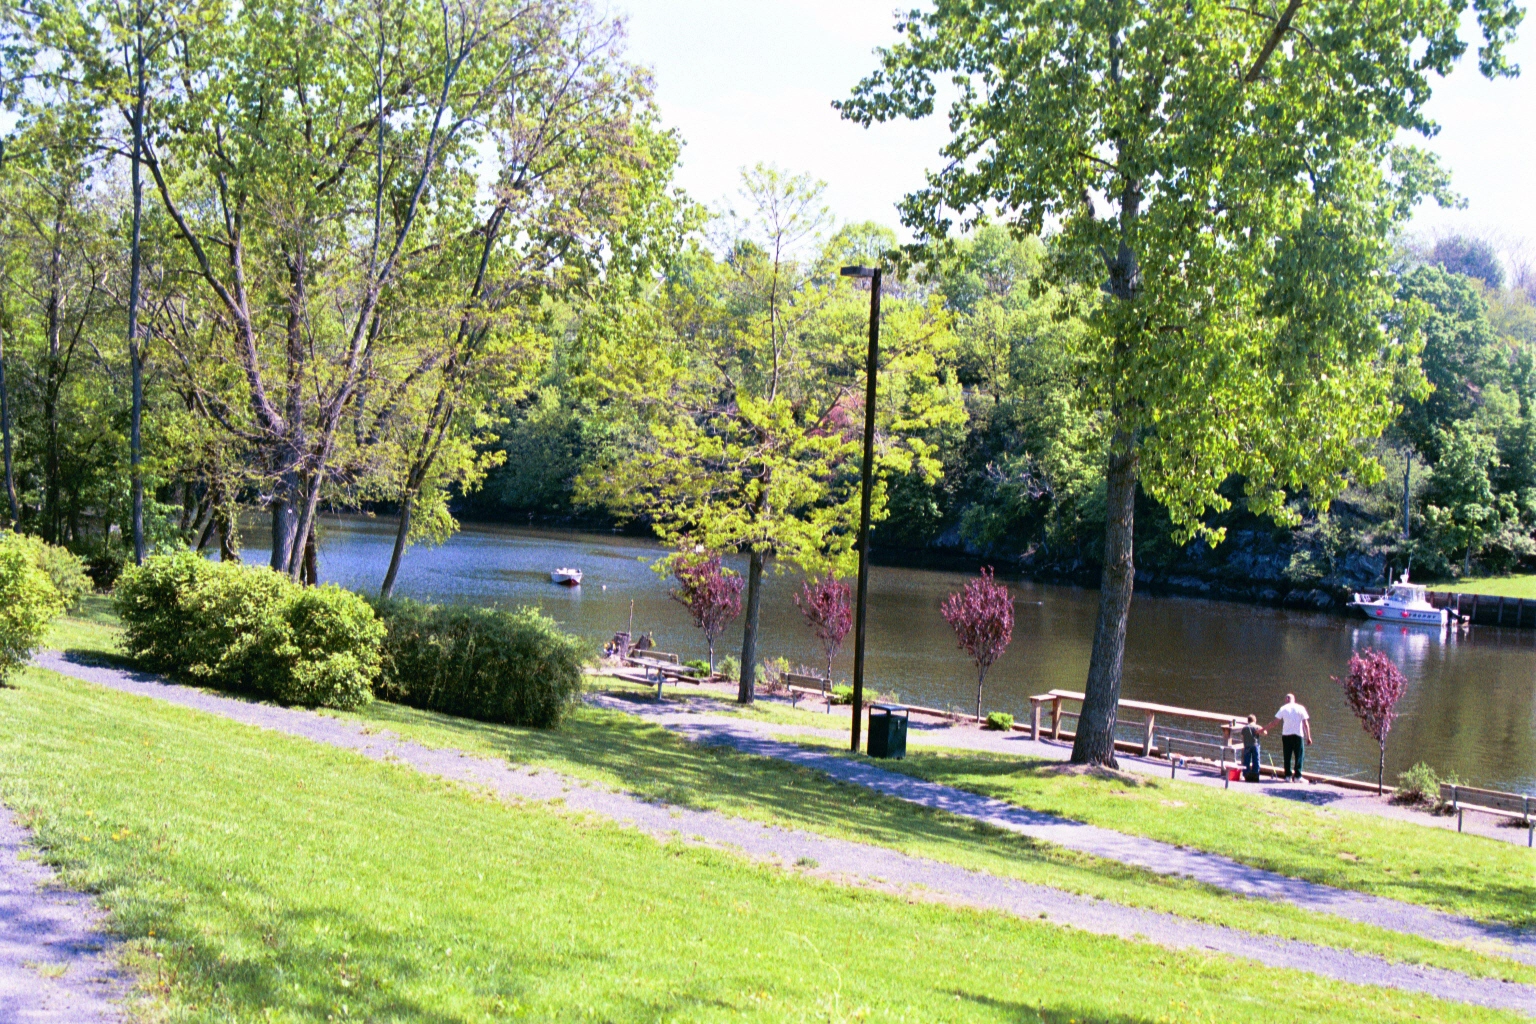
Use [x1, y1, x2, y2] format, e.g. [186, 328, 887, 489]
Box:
[1266, 694, 1312, 782]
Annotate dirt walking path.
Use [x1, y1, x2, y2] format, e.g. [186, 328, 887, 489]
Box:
[591, 691, 1536, 965]
[29, 652, 1536, 1015]
[0, 805, 124, 1023]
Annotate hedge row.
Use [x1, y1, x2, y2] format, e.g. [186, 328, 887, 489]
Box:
[115, 554, 588, 726]
[115, 553, 383, 709]
[371, 598, 586, 729]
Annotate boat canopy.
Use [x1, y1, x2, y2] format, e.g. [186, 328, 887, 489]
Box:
[1388, 583, 1427, 603]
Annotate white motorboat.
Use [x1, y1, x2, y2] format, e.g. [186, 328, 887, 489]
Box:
[1349, 573, 1448, 626]
[550, 568, 582, 586]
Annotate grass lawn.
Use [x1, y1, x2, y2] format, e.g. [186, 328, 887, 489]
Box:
[0, 668, 1516, 1024]
[1434, 575, 1536, 598]
[39, 601, 1536, 980]
[842, 747, 1536, 930]
[46, 592, 124, 653]
[333, 688, 1536, 983]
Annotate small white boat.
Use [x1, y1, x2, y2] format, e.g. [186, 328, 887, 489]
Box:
[550, 568, 582, 586]
[1349, 573, 1448, 626]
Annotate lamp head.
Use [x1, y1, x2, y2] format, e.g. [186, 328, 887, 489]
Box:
[840, 265, 876, 279]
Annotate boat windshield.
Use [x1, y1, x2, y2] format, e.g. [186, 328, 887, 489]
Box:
[1388, 585, 1425, 603]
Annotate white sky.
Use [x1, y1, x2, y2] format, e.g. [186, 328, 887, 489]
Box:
[621, 1, 1536, 255]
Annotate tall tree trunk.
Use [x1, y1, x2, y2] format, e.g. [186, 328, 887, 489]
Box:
[0, 320, 16, 528]
[302, 527, 317, 585]
[380, 493, 413, 598]
[738, 548, 764, 704]
[270, 490, 297, 571]
[1378, 744, 1386, 796]
[976, 667, 986, 723]
[218, 502, 238, 562]
[287, 471, 325, 578]
[127, 17, 147, 565]
[1071, 441, 1138, 766]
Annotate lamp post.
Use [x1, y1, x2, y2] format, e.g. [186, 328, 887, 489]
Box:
[841, 264, 881, 753]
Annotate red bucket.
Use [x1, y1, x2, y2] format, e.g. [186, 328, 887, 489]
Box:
[1227, 767, 1242, 782]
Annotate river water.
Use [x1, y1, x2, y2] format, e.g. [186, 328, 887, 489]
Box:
[242, 515, 1536, 793]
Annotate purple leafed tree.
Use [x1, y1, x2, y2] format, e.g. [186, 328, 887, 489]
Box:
[941, 566, 1015, 722]
[1334, 649, 1408, 794]
[795, 576, 852, 697]
[671, 553, 744, 676]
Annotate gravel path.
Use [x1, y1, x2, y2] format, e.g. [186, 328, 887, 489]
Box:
[27, 652, 1536, 1016]
[590, 692, 1536, 966]
[0, 805, 124, 1023]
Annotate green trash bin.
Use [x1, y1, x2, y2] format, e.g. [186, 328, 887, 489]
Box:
[866, 704, 909, 759]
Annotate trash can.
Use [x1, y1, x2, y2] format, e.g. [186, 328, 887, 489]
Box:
[866, 704, 909, 759]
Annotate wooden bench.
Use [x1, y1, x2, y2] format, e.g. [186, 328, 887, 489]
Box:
[1029, 689, 1244, 758]
[786, 672, 830, 711]
[1441, 784, 1535, 847]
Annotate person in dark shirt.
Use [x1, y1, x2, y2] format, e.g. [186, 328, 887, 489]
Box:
[1240, 714, 1265, 782]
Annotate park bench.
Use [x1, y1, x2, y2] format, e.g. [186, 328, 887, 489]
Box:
[1440, 784, 1535, 847]
[1029, 688, 1245, 759]
[786, 672, 830, 710]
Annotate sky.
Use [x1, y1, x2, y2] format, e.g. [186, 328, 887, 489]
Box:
[620, 1, 1536, 259]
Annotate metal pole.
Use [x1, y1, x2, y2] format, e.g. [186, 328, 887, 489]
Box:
[850, 269, 882, 753]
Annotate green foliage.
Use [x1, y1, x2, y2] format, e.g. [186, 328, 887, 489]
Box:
[0, 533, 65, 681]
[258, 586, 382, 711]
[1397, 267, 1504, 459]
[984, 711, 1014, 731]
[3, 534, 89, 609]
[113, 552, 212, 674]
[716, 655, 740, 683]
[371, 598, 587, 728]
[829, 683, 854, 705]
[114, 554, 380, 709]
[1393, 763, 1441, 806]
[1422, 422, 1510, 572]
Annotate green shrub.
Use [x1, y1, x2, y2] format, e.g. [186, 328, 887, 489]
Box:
[85, 549, 127, 590]
[179, 560, 291, 691]
[0, 533, 65, 681]
[114, 551, 213, 673]
[372, 598, 587, 728]
[717, 655, 740, 682]
[829, 684, 854, 705]
[684, 658, 711, 675]
[985, 711, 1015, 731]
[259, 585, 382, 710]
[116, 554, 381, 710]
[1394, 762, 1441, 806]
[4, 535, 90, 609]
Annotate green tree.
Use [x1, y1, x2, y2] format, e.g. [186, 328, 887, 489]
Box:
[841, 0, 1519, 764]
[1422, 422, 1509, 574]
[579, 166, 963, 702]
[1396, 265, 1503, 459]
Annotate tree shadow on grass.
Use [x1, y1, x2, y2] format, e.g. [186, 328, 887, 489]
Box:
[952, 988, 1173, 1024]
[350, 699, 1226, 907]
[60, 648, 139, 672]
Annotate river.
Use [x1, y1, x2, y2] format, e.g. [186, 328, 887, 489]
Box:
[240, 515, 1536, 794]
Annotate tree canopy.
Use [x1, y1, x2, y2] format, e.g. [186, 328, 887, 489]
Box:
[839, 0, 1522, 764]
